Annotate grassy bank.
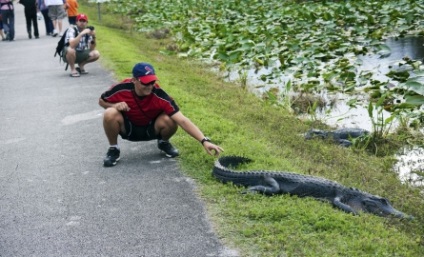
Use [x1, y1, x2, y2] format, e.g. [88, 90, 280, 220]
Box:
[80, 2, 423, 257]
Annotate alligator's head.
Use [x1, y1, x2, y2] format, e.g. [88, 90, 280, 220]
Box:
[347, 194, 413, 219]
[332, 128, 369, 140]
[305, 129, 328, 140]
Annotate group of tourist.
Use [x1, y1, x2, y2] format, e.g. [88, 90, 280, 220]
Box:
[0, 0, 78, 41]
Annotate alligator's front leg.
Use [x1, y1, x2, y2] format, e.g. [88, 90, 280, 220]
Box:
[332, 197, 358, 215]
[246, 176, 280, 195]
[337, 139, 352, 147]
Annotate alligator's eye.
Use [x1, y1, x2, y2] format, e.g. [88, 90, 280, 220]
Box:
[362, 199, 376, 207]
[379, 198, 389, 205]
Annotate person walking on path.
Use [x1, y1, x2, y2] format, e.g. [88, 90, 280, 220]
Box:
[0, 15, 6, 40]
[63, 13, 100, 77]
[0, 0, 14, 41]
[64, 0, 77, 25]
[19, 0, 39, 39]
[45, 0, 66, 37]
[37, 0, 53, 35]
[99, 62, 224, 167]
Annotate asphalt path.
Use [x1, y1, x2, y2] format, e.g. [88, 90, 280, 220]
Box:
[0, 5, 237, 257]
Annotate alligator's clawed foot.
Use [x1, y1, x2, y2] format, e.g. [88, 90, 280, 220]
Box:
[241, 189, 258, 195]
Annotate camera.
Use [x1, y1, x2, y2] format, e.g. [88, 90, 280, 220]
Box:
[87, 26, 95, 31]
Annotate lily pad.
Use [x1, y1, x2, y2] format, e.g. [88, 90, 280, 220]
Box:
[404, 95, 424, 106]
[404, 81, 424, 96]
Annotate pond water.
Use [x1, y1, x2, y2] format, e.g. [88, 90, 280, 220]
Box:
[216, 36, 424, 188]
[360, 36, 424, 81]
[317, 36, 424, 130]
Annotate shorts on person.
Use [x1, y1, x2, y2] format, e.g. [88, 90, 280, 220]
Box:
[119, 114, 160, 142]
[48, 5, 67, 20]
[62, 47, 90, 63]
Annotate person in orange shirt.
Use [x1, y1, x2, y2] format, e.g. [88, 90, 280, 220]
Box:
[64, 0, 78, 25]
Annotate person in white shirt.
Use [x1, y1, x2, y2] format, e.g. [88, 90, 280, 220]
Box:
[44, 0, 66, 36]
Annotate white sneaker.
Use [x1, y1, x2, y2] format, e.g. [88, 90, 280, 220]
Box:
[52, 30, 58, 37]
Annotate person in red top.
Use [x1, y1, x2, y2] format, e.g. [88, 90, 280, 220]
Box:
[64, 0, 78, 25]
[99, 62, 224, 167]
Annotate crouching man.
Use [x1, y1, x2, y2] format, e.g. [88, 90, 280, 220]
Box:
[99, 62, 224, 167]
[63, 13, 100, 77]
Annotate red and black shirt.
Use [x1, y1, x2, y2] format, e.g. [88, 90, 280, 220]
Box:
[101, 79, 179, 126]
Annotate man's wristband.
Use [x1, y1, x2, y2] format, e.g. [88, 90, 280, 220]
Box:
[200, 137, 211, 145]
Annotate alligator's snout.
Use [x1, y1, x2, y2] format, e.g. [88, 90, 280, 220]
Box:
[360, 196, 412, 219]
[391, 210, 414, 220]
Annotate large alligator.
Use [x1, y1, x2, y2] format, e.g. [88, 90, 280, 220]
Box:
[305, 128, 369, 147]
[213, 156, 412, 219]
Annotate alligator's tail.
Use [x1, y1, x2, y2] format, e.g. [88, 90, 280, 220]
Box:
[215, 156, 252, 168]
[213, 156, 255, 186]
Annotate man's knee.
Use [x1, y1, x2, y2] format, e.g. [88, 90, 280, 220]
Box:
[103, 108, 123, 122]
[156, 113, 177, 128]
[90, 50, 100, 60]
[66, 47, 76, 54]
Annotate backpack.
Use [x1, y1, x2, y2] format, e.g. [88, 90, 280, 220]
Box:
[54, 27, 79, 70]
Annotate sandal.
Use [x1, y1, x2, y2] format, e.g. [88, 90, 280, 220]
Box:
[76, 67, 89, 74]
[70, 72, 80, 77]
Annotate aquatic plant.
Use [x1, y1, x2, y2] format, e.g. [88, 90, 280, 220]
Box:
[105, 0, 424, 131]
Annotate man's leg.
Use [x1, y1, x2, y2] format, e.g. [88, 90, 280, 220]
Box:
[154, 113, 178, 140]
[154, 113, 179, 157]
[8, 10, 15, 40]
[33, 10, 39, 38]
[102, 108, 126, 167]
[65, 47, 79, 76]
[42, 9, 53, 35]
[24, 8, 31, 38]
[78, 50, 100, 72]
[52, 19, 58, 36]
[1, 10, 9, 40]
[103, 108, 126, 145]
[57, 19, 63, 35]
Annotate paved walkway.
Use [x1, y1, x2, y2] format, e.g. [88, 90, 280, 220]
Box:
[0, 5, 236, 256]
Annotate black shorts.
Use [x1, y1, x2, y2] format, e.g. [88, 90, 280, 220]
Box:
[119, 115, 160, 142]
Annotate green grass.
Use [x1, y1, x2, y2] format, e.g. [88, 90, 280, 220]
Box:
[81, 3, 424, 257]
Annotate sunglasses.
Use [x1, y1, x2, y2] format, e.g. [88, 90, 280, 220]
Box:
[78, 20, 87, 23]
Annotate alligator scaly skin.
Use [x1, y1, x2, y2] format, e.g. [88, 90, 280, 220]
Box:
[305, 128, 369, 147]
[213, 156, 412, 218]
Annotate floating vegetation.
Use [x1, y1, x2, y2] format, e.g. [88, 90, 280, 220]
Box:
[106, 0, 424, 131]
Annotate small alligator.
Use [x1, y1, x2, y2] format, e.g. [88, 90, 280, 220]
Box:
[305, 128, 369, 147]
[213, 156, 412, 219]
